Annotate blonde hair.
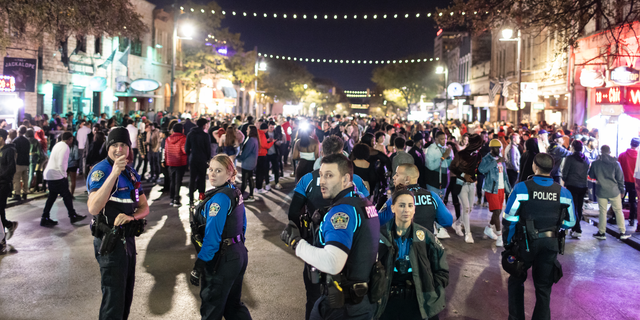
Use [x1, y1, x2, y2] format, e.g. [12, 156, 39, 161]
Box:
[211, 154, 237, 180]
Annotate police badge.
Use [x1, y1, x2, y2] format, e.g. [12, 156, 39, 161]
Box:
[209, 203, 221, 217]
[91, 170, 105, 182]
[330, 212, 349, 230]
[416, 230, 425, 241]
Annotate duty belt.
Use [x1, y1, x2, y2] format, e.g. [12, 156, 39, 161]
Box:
[537, 231, 557, 238]
[222, 234, 245, 246]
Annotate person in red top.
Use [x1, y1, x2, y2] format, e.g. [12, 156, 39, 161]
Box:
[255, 122, 275, 193]
[165, 123, 188, 207]
[618, 137, 639, 226]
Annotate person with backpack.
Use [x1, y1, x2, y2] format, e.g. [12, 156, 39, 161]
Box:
[237, 125, 259, 202]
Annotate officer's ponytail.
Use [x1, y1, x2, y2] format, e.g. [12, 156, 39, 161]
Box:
[211, 154, 238, 181]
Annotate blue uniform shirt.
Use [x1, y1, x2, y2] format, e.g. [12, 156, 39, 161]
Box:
[86, 159, 143, 220]
[394, 236, 413, 273]
[318, 191, 363, 253]
[378, 190, 452, 227]
[197, 185, 247, 262]
[503, 176, 576, 243]
[294, 172, 370, 198]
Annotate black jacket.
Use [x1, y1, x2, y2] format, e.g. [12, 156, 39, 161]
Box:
[13, 135, 30, 166]
[0, 144, 16, 184]
[409, 146, 427, 187]
[87, 140, 107, 167]
[185, 126, 212, 165]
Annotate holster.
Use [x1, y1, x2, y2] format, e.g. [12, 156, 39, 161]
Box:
[326, 275, 345, 309]
[123, 219, 147, 237]
[368, 260, 388, 303]
[99, 227, 122, 256]
[300, 213, 313, 241]
[558, 229, 566, 255]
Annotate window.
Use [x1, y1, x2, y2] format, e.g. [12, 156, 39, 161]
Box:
[75, 34, 86, 53]
[94, 36, 102, 55]
[119, 37, 129, 52]
[119, 37, 142, 56]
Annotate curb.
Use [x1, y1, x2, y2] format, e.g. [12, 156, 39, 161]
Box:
[6, 193, 49, 209]
[588, 217, 640, 251]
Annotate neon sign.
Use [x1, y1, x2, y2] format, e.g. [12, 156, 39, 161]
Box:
[0, 75, 16, 92]
[627, 88, 640, 105]
[595, 87, 622, 104]
[611, 66, 640, 85]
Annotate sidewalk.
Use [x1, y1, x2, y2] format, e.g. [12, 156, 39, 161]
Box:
[583, 204, 640, 251]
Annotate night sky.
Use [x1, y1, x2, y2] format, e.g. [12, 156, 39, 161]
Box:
[149, 0, 451, 89]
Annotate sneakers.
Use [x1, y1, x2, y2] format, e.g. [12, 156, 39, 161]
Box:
[465, 233, 475, 243]
[451, 220, 464, 237]
[255, 188, 266, 194]
[5, 221, 18, 240]
[570, 231, 582, 239]
[436, 228, 451, 239]
[482, 202, 488, 208]
[496, 232, 503, 247]
[244, 196, 256, 203]
[40, 218, 58, 227]
[169, 200, 175, 207]
[275, 183, 283, 190]
[484, 226, 498, 240]
[21, 194, 27, 200]
[620, 233, 631, 240]
[173, 201, 182, 208]
[264, 185, 271, 191]
[593, 232, 606, 240]
[70, 214, 87, 224]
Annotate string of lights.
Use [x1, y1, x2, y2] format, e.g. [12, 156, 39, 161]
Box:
[258, 53, 439, 64]
[179, 6, 487, 21]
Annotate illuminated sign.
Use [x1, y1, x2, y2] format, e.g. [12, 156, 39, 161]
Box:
[580, 69, 605, 88]
[436, 29, 443, 36]
[595, 87, 623, 105]
[626, 87, 640, 106]
[533, 102, 545, 110]
[447, 82, 463, 97]
[611, 66, 640, 85]
[217, 47, 228, 55]
[130, 79, 160, 92]
[0, 75, 16, 92]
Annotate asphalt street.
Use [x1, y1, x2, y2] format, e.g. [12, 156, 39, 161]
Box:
[0, 167, 639, 320]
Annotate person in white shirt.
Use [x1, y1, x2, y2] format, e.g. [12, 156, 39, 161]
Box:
[76, 120, 92, 174]
[126, 119, 139, 168]
[537, 129, 549, 154]
[40, 132, 86, 227]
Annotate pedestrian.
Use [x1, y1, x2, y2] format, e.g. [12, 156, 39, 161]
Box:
[146, 123, 161, 183]
[281, 154, 380, 320]
[188, 154, 253, 320]
[185, 118, 211, 206]
[40, 131, 86, 227]
[86, 127, 149, 320]
[518, 138, 540, 183]
[475, 131, 490, 206]
[237, 125, 259, 203]
[425, 131, 453, 199]
[478, 139, 512, 246]
[76, 120, 91, 175]
[379, 164, 453, 235]
[221, 125, 243, 162]
[292, 124, 319, 183]
[562, 140, 590, 238]
[67, 136, 80, 198]
[390, 137, 414, 176]
[547, 132, 572, 184]
[449, 134, 485, 243]
[504, 133, 521, 189]
[537, 129, 549, 153]
[87, 131, 108, 170]
[589, 145, 631, 240]
[376, 187, 449, 320]
[502, 153, 575, 320]
[125, 119, 139, 168]
[0, 129, 18, 247]
[159, 129, 171, 193]
[408, 133, 427, 188]
[618, 137, 639, 228]
[12, 126, 30, 201]
[135, 124, 148, 179]
[265, 121, 284, 189]
[165, 123, 187, 207]
[255, 122, 275, 193]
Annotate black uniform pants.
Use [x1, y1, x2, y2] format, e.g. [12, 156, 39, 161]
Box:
[508, 239, 558, 320]
[189, 161, 208, 201]
[42, 178, 76, 219]
[0, 183, 13, 228]
[93, 236, 136, 320]
[255, 156, 269, 189]
[169, 165, 186, 202]
[162, 164, 171, 189]
[379, 294, 439, 320]
[267, 154, 280, 185]
[200, 244, 252, 320]
[310, 295, 376, 320]
[303, 264, 322, 320]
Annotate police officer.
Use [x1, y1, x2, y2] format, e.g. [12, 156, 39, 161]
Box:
[378, 163, 453, 233]
[282, 154, 380, 320]
[502, 153, 576, 320]
[87, 127, 150, 320]
[288, 136, 370, 320]
[189, 154, 252, 320]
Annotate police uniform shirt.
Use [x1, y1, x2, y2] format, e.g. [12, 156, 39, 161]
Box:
[392, 224, 414, 285]
[294, 171, 371, 203]
[378, 185, 453, 230]
[198, 184, 247, 262]
[87, 158, 143, 224]
[503, 175, 576, 243]
[319, 194, 360, 254]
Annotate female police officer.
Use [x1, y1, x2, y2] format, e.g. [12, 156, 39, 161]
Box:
[86, 127, 150, 320]
[189, 154, 252, 320]
[376, 187, 449, 320]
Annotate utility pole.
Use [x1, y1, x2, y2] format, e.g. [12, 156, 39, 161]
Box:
[169, 2, 178, 114]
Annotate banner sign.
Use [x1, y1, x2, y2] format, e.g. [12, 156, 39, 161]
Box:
[3, 57, 37, 92]
[611, 66, 640, 86]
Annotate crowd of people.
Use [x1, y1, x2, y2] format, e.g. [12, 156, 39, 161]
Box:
[0, 109, 636, 320]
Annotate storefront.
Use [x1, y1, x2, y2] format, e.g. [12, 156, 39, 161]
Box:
[587, 84, 640, 155]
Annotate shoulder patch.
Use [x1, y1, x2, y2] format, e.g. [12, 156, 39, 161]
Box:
[209, 203, 221, 217]
[330, 212, 350, 230]
[91, 170, 105, 182]
[416, 230, 425, 241]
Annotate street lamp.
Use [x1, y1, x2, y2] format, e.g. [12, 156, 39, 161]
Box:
[436, 65, 448, 120]
[254, 49, 267, 117]
[169, 10, 195, 113]
[500, 28, 522, 125]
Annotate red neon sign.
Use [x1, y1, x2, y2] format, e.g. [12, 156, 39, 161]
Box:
[437, 29, 443, 36]
[595, 87, 622, 104]
[628, 88, 640, 105]
[0, 75, 15, 92]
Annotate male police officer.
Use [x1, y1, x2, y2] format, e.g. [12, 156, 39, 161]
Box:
[282, 154, 380, 320]
[379, 163, 453, 233]
[502, 153, 575, 320]
[87, 127, 150, 320]
[288, 136, 370, 320]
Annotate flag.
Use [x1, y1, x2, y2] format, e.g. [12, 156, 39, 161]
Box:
[98, 49, 116, 69]
[489, 80, 501, 104]
[502, 79, 511, 97]
[119, 46, 130, 67]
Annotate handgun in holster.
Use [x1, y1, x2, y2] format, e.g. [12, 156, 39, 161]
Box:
[99, 226, 122, 256]
[211, 240, 231, 274]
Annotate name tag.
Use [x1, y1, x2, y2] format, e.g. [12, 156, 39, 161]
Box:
[533, 191, 557, 201]
[365, 206, 378, 218]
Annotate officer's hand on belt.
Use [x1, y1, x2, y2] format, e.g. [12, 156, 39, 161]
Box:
[190, 258, 206, 286]
[114, 213, 134, 226]
[113, 154, 128, 175]
[280, 221, 302, 250]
